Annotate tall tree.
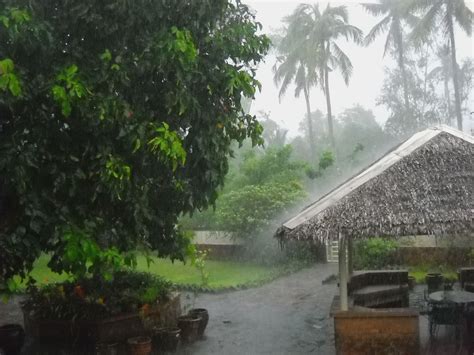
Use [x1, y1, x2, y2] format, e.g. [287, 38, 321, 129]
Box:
[362, 0, 416, 114]
[412, 0, 473, 130]
[428, 44, 454, 123]
[294, 4, 362, 150]
[273, 12, 319, 160]
[0, 0, 269, 280]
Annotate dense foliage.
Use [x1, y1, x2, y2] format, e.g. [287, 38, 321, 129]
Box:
[353, 238, 398, 269]
[182, 145, 309, 236]
[0, 0, 269, 281]
[22, 271, 172, 320]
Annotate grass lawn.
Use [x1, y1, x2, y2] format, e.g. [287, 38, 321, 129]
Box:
[22, 254, 286, 290]
[408, 266, 458, 284]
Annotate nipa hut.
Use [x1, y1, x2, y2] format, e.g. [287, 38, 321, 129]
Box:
[276, 125, 474, 311]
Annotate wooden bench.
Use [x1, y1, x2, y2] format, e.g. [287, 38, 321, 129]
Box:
[459, 267, 474, 292]
[348, 270, 409, 308]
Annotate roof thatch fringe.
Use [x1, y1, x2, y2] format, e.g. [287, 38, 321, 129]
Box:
[276, 126, 474, 243]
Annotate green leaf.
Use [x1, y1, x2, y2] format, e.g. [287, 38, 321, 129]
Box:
[0, 58, 14, 74]
[100, 49, 112, 62]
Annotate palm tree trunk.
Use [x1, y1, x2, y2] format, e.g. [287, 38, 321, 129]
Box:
[447, 8, 463, 130]
[421, 44, 429, 118]
[394, 21, 410, 112]
[324, 68, 336, 150]
[444, 77, 452, 124]
[303, 85, 316, 161]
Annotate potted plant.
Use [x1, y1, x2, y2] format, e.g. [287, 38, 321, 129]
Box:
[21, 270, 180, 346]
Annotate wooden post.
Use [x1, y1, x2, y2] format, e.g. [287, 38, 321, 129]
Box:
[347, 237, 353, 277]
[339, 233, 348, 311]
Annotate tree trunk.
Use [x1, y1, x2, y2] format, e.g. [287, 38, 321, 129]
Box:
[394, 21, 410, 113]
[447, 8, 463, 130]
[444, 77, 452, 124]
[303, 85, 316, 162]
[421, 44, 429, 118]
[324, 68, 336, 150]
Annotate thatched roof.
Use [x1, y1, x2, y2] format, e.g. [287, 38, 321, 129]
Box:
[276, 126, 474, 242]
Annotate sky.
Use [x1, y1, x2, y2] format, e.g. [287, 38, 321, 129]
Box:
[244, 1, 474, 137]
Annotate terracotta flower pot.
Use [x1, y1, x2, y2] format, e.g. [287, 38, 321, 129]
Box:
[188, 308, 209, 338]
[177, 315, 201, 343]
[0, 324, 25, 355]
[127, 336, 152, 355]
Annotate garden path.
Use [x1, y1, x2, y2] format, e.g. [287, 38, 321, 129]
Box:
[179, 263, 338, 355]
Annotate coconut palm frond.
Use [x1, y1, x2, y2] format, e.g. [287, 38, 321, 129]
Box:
[454, 0, 473, 36]
[332, 43, 353, 85]
[361, 2, 386, 16]
[411, 1, 441, 43]
[365, 15, 391, 46]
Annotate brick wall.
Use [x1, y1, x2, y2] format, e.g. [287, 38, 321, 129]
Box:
[333, 308, 420, 355]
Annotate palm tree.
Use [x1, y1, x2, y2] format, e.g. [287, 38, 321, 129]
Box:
[362, 0, 416, 114]
[412, 0, 473, 130]
[273, 11, 320, 159]
[427, 45, 453, 123]
[294, 4, 363, 150]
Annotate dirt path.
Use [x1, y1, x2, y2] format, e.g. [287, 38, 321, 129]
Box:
[179, 263, 338, 355]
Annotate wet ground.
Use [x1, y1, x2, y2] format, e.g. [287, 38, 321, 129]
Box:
[0, 263, 339, 355]
[4, 266, 474, 354]
[178, 263, 338, 355]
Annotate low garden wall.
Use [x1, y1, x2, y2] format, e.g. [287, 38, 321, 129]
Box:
[25, 292, 181, 345]
[331, 298, 419, 354]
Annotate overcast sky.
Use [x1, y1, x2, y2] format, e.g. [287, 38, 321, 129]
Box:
[244, 1, 474, 136]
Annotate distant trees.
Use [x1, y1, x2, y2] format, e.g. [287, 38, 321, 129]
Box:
[412, 0, 473, 130]
[363, 0, 416, 113]
[273, 3, 362, 151]
[273, 9, 319, 159]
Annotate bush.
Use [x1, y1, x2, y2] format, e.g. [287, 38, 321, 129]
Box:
[353, 238, 398, 269]
[22, 271, 172, 321]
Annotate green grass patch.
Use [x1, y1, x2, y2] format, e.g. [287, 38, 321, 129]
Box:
[408, 266, 458, 284]
[19, 254, 290, 291]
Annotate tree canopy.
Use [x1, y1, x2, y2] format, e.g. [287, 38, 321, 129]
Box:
[0, 0, 269, 280]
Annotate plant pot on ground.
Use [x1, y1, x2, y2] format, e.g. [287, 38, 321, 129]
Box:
[127, 336, 152, 355]
[177, 315, 201, 343]
[152, 327, 181, 353]
[188, 308, 209, 339]
[426, 273, 443, 292]
[0, 324, 25, 355]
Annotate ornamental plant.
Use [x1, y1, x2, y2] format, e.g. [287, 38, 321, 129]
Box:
[0, 0, 269, 283]
[22, 271, 173, 321]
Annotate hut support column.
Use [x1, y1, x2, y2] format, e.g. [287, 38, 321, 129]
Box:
[347, 237, 353, 277]
[338, 234, 348, 311]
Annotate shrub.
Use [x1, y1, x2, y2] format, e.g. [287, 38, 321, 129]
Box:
[22, 271, 172, 321]
[353, 237, 398, 269]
